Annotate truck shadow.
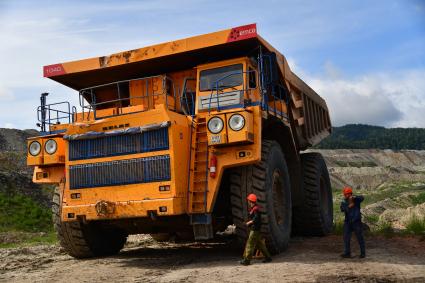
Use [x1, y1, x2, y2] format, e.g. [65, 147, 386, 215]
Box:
[115, 240, 241, 269]
[110, 235, 425, 270]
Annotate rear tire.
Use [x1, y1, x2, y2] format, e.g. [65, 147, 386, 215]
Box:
[52, 187, 127, 258]
[293, 152, 333, 236]
[230, 140, 292, 254]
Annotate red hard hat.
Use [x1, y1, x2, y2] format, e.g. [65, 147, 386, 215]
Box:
[247, 193, 257, 203]
[343, 187, 353, 195]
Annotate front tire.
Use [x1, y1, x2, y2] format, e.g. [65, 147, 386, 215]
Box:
[52, 186, 127, 258]
[230, 140, 292, 254]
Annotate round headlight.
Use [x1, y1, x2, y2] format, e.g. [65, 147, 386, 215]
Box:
[29, 141, 41, 156]
[45, 139, 57, 155]
[229, 114, 245, 131]
[207, 117, 224, 134]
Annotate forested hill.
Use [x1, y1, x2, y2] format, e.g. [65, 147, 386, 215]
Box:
[316, 124, 425, 150]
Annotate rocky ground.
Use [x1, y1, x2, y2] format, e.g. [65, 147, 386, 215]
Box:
[1, 234, 424, 283]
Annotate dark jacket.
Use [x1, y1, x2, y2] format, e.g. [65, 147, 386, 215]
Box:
[248, 205, 262, 231]
[340, 195, 364, 223]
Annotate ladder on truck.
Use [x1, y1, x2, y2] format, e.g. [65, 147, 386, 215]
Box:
[187, 117, 213, 240]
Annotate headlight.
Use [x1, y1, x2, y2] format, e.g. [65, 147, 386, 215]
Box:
[44, 139, 57, 155]
[29, 141, 41, 156]
[229, 114, 245, 131]
[207, 117, 224, 134]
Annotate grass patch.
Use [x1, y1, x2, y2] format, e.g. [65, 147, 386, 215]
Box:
[0, 191, 53, 233]
[359, 182, 423, 207]
[334, 161, 377, 168]
[405, 216, 425, 235]
[373, 221, 394, 237]
[0, 190, 55, 248]
[364, 214, 379, 224]
[0, 231, 57, 248]
[333, 219, 344, 235]
[410, 192, 425, 205]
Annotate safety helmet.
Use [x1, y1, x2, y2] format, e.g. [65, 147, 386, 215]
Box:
[247, 193, 257, 203]
[343, 187, 353, 195]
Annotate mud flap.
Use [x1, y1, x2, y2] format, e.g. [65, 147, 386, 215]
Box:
[191, 214, 213, 240]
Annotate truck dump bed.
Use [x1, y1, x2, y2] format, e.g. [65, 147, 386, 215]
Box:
[44, 23, 331, 149]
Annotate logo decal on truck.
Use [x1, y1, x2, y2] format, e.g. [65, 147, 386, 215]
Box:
[43, 64, 66, 77]
[227, 23, 257, 42]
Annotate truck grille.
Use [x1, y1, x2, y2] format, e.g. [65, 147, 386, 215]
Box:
[69, 127, 168, 160]
[69, 155, 171, 189]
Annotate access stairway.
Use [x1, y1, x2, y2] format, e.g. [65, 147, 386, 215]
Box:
[188, 117, 213, 239]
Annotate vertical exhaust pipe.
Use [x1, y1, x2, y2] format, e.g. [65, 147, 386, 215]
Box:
[40, 92, 49, 132]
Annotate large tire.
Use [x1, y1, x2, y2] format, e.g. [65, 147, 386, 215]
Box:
[52, 187, 127, 258]
[230, 140, 292, 254]
[293, 152, 333, 236]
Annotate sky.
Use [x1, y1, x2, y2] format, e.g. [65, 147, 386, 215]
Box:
[0, 0, 424, 129]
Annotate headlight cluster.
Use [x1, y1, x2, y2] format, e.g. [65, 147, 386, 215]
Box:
[208, 113, 246, 134]
[29, 139, 58, 156]
[207, 117, 224, 134]
[45, 139, 57, 154]
[29, 141, 41, 156]
[229, 114, 245, 131]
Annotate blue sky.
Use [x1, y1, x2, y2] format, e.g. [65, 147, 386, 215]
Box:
[0, 0, 424, 129]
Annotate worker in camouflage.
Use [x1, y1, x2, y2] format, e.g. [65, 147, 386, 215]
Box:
[240, 193, 272, 265]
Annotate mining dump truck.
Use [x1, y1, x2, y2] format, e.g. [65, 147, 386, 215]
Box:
[27, 24, 333, 258]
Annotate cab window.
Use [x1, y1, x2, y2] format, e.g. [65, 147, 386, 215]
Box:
[199, 64, 243, 91]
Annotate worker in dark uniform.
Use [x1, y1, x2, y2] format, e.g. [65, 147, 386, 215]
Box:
[340, 187, 366, 258]
[240, 193, 272, 265]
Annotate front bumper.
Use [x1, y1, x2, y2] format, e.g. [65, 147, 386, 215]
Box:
[61, 197, 186, 222]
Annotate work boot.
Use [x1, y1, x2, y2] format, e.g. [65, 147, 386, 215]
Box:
[359, 254, 366, 259]
[340, 253, 351, 258]
[262, 257, 272, 263]
[239, 259, 250, 266]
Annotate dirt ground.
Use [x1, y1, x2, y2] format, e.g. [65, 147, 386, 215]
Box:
[1, 235, 424, 283]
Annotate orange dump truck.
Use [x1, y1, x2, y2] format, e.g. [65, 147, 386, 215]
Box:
[27, 24, 332, 258]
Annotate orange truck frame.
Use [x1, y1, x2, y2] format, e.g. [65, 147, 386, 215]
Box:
[27, 24, 333, 258]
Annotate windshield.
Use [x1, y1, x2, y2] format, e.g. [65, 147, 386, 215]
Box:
[199, 64, 243, 91]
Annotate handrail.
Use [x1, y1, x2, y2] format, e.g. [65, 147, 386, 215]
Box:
[181, 77, 196, 116]
[78, 74, 165, 92]
[206, 70, 257, 114]
[258, 52, 290, 119]
[203, 62, 289, 118]
[78, 74, 177, 120]
[37, 101, 73, 128]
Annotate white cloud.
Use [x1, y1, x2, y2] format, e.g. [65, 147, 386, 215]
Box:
[300, 69, 425, 127]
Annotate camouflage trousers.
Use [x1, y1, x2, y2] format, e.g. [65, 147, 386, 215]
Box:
[243, 230, 271, 260]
